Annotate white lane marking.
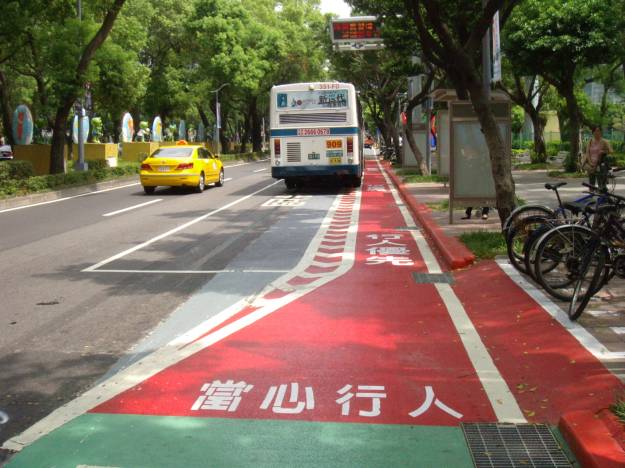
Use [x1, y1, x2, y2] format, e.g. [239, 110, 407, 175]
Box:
[4, 189, 361, 452]
[253, 168, 267, 173]
[0, 183, 141, 214]
[497, 259, 625, 360]
[224, 162, 251, 168]
[102, 199, 163, 217]
[379, 160, 526, 424]
[83, 181, 281, 272]
[224, 178, 233, 182]
[612, 327, 625, 335]
[87, 269, 290, 274]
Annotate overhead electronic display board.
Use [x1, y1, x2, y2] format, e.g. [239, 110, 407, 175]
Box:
[330, 16, 384, 51]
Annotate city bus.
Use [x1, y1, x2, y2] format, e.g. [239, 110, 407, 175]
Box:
[270, 82, 364, 189]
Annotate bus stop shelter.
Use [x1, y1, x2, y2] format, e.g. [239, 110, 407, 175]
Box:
[430, 89, 511, 224]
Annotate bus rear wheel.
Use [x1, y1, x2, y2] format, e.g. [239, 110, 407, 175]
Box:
[285, 178, 297, 190]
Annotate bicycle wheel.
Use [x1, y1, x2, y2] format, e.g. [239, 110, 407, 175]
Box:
[523, 222, 558, 280]
[506, 215, 551, 274]
[533, 224, 596, 301]
[503, 205, 554, 241]
[568, 241, 607, 320]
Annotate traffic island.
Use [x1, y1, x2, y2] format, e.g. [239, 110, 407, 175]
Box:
[382, 161, 475, 270]
[559, 410, 625, 468]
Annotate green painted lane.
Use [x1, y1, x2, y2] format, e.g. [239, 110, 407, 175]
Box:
[6, 414, 474, 467]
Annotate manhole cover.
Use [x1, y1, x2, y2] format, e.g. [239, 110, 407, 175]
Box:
[462, 423, 572, 468]
[412, 272, 455, 284]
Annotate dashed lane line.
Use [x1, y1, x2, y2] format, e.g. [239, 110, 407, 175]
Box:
[102, 199, 163, 217]
[82, 181, 281, 272]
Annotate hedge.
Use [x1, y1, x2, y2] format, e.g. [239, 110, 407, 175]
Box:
[0, 160, 35, 182]
[0, 162, 139, 198]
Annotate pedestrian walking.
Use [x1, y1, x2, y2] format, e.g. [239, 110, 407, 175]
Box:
[581, 126, 613, 191]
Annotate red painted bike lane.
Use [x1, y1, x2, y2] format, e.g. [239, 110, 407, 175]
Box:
[90, 160, 497, 426]
[452, 260, 625, 423]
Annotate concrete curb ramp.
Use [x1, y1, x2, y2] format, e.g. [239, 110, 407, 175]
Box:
[382, 161, 475, 270]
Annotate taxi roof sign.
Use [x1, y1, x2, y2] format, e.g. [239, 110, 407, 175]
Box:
[330, 16, 384, 51]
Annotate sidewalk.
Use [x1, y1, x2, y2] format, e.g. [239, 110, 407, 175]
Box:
[401, 169, 625, 359]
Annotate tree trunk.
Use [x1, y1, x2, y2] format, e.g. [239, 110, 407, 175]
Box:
[527, 107, 547, 163]
[563, 86, 581, 173]
[250, 99, 262, 153]
[404, 122, 430, 175]
[0, 70, 14, 145]
[49, 0, 126, 172]
[240, 110, 251, 154]
[197, 105, 209, 128]
[49, 101, 73, 173]
[467, 80, 516, 226]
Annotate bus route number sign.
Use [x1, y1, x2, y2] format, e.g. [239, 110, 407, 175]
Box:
[326, 139, 342, 149]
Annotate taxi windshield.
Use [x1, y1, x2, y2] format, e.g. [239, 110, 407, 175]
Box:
[151, 147, 194, 158]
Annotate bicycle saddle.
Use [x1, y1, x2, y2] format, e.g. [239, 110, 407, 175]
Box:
[545, 182, 567, 190]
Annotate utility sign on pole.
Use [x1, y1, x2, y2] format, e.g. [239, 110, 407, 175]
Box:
[330, 17, 384, 51]
[492, 11, 502, 83]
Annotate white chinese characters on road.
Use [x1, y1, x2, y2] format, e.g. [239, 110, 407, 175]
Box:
[365, 233, 414, 266]
[262, 195, 312, 207]
[191, 380, 461, 420]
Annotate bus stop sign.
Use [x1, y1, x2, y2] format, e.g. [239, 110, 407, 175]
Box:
[331, 17, 384, 51]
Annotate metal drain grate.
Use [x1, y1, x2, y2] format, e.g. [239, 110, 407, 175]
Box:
[412, 272, 455, 284]
[462, 423, 572, 468]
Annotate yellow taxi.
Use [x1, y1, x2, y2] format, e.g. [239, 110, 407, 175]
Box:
[140, 141, 224, 194]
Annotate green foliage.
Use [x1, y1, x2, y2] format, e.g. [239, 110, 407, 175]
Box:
[85, 159, 108, 171]
[511, 106, 525, 134]
[459, 232, 507, 260]
[0, 160, 35, 180]
[0, 162, 140, 199]
[547, 170, 586, 178]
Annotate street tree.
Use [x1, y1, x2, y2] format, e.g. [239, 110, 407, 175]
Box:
[351, 0, 522, 224]
[504, 0, 625, 171]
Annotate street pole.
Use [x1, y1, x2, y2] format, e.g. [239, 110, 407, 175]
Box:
[211, 83, 229, 155]
[75, 0, 87, 171]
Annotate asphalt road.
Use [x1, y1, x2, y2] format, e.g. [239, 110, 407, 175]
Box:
[0, 159, 342, 447]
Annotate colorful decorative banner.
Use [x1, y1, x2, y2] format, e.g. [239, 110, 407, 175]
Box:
[72, 114, 90, 144]
[152, 116, 163, 142]
[121, 112, 134, 142]
[12, 105, 34, 145]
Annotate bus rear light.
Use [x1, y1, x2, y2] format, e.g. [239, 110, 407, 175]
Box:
[347, 137, 354, 154]
[176, 162, 194, 170]
[274, 139, 281, 156]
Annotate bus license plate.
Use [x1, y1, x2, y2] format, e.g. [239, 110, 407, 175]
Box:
[329, 157, 342, 165]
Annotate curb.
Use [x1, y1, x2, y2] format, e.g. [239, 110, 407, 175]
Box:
[0, 176, 139, 211]
[559, 410, 625, 468]
[382, 162, 475, 270]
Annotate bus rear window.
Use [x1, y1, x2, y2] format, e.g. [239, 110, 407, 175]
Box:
[277, 90, 349, 110]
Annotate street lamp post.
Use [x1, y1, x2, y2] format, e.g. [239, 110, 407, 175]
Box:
[211, 83, 229, 154]
[75, 0, 88, 171]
